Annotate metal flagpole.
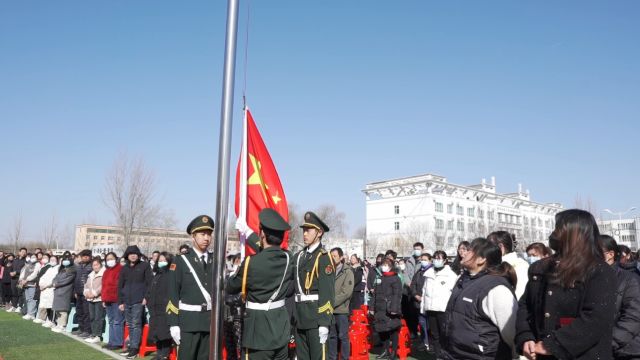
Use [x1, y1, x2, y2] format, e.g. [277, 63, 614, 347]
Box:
[211, 0, 240, 358]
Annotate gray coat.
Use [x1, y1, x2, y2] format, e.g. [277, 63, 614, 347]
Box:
[52, 266, 77, 312]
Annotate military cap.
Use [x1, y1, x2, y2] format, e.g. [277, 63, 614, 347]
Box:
[300, 211, 330, 232]
[259, 208, 291, 231]
[186, 215, 215, 235]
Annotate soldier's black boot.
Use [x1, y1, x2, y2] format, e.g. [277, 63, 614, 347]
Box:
[376, 350, 389, 359]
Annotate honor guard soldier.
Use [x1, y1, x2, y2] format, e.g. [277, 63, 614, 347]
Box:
[227, 208, 293, 359]
[294, 211, 336, 360]
[166, 215, 214, 360]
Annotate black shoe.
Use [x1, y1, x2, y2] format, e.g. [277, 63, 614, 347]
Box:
[71, 329, 81, 335]
[78, 332, 91, 338]
[105, 344, 121, 350]
[126, 349, 139, 359]
[376, 351, 389, 359]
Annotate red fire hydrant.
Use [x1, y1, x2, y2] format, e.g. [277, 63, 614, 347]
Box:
[396, 319, 411, 360]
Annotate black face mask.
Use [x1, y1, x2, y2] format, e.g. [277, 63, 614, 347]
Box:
[548, 235, 560, 252]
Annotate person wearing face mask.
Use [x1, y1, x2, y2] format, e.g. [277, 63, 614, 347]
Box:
[367, 254, 386, 301]
[349, 254, 366, 313]
[525, 243, 550, 265]
[442, 238, 518, 360]
[102, 252, 124, 350]
[18, 253, 41, 320]
[84, 257, 106, 344]
[11, 248, 28, 314]
[516, 209, 616, 360]
[410, 253, 432, 352]
[51, 255, 77, 333]
[2, 255, 15, 310]
[487, 231, 529, 300]
[405, 242, 424, 284]
[146, 252, 174, 360]
[35, 255, 58, 326]
[420, 251, 457, 359]
[72, 249, 94, 338]
[600, 235, 640, 359]
[372, 258, 403, 360]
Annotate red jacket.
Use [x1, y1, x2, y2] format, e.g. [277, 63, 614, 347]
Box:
[102, 263, 122, 303]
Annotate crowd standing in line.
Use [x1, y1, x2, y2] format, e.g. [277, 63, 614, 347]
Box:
[3, 208, 640, 360]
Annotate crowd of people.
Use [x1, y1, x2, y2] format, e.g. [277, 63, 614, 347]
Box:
[2, 208, 640, 360]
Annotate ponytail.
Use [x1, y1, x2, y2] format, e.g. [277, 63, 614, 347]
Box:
[487, 261, 517, 289]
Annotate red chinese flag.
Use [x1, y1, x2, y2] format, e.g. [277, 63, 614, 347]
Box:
[235, 108, 289, 254]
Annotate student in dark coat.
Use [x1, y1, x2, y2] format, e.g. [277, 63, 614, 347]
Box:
[146, 252, 173, 360]
[601, 235, 640, 359]
[516, 209, 617, 360]
[372, 258, 402, 360]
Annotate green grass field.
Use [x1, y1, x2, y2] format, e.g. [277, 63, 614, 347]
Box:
[0, 309, 115, 360]
[0, 309, 433, 360]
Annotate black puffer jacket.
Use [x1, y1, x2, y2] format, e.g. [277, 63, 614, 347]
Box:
[612, 264, 640, 359]
[74, 262, 92, 295]
[618, 260, 640, 279]
[145, 267, 171, 342]
[118, 260, 153, 305]
[372, 272, 402, 332]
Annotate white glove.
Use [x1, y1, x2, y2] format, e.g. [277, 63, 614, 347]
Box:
[170, 326, 181, 345]
[318, 326, 329, 344]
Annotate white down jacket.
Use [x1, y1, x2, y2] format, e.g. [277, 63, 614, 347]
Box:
[38, 265, 60, 309]
[420, 265, 458, 313]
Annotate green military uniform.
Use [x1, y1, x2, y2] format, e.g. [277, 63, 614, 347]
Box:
[294, 212, 336, 360]
[227, 208, 293, 360]
[167, 215, 214, 360]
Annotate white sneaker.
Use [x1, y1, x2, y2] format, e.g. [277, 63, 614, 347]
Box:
[85, 336, 100, 344]
[22, 314, 34, 320]
[13, 307, 22, 313]
[51, 326, 64, 333]
[42, 321, 54, 328]
[33, 318, 44, 324]
[5, 307, 14, 312]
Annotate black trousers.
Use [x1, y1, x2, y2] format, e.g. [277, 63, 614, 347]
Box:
[426, 311, 446, 357]
[379, 328, 400, 355]
[75, 295, 91, 333]
[10, 279, 19, 307]
[1, 283, 11, 304]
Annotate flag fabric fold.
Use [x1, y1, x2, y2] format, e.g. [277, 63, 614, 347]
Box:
[235, 108, 289, 255]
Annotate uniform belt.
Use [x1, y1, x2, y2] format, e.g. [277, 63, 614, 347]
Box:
[245, 299, 286, 311]
[295, 294, 319, 302]
[179, 301, 211, 312]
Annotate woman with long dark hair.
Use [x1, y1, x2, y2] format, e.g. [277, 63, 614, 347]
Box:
[442, 238, 518, 359]
[145, 252, 174, 360]
[515, 209, 617, 360]
[487, 231, 529, 300]
[450, 241, 470, 275]
[372, 258, 403, 360]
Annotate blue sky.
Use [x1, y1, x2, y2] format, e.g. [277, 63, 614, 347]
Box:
[1, 1, 639, 245]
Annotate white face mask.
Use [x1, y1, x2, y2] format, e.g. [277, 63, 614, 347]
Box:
[398, 264, 406, 271]
[49, 260, 57, 266]
[30, 257, 37, 263]
[381, 265, 391, 273]
[527, 256, 540, 264]
[433, 259, 445, 269]
[413, 250, 422, 257]
[106, 260, 117, 268]
[420, 260, 431, 268]
[157, 261, 168, 268]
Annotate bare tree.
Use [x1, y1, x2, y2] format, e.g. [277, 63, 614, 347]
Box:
[8, 212, 24, 254]
[574, 193, 598, 216]
[314, 204, 348, 238]
[104, 153, 160, 247]
[287, 203, 303, 252]
[42, 213, 58, 250]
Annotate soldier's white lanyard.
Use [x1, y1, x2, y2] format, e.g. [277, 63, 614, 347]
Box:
[180, 254, 212, 309]
[295, 251, 304, 295]
[269, 252, 290, 303]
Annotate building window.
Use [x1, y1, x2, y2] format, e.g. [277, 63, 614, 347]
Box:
[435, 202, 443, 212]
[394, 205, 399, 215]
[457, 221, 464, 231]
[436, 219, 444, 230]
[447, 204, 453, 214]
[468, 222, 475, 232]
[447, 220, 454, 230]
[538, 218, 542, 227]
[86, 235, 90, 240]
[478, 209, 484, 219]
[456, 205, 464, 216]
[93, 235, 98, 240]
[101, 236, 105, 240]
[467, 208, 475, 217]
[488, 211, 495, 221]
[394, 222, 400, 231]
[524, 216, 529, 226]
